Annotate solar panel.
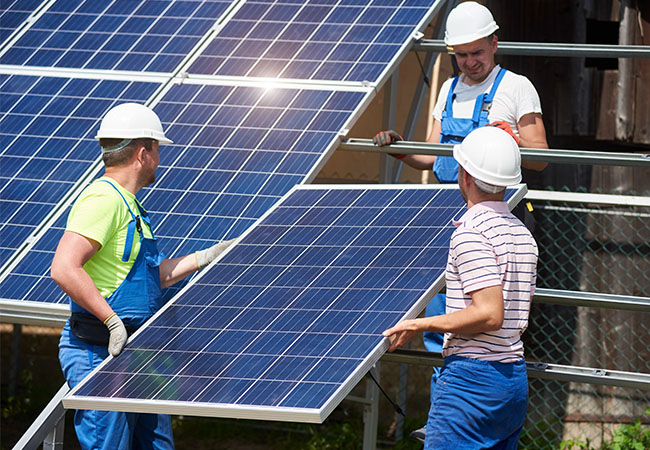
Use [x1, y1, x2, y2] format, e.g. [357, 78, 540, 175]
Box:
[188, 0, 440, 82]
[0, 73, 160, 267]
[0, 0, 234, 72]
[63, 184, 524, 423]
[0, 0, 44, 45]
[0, 80, 369, 310]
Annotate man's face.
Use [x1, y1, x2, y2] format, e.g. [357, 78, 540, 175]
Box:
[452, 36, 497, 85]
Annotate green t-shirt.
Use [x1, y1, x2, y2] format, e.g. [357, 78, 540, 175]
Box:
[66, 177, 153, 298]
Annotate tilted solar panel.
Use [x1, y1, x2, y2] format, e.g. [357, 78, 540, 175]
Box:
[0, 0, 234, 72]
[64, 184, 524, 423]
[0, 80, 368, 309]
[188, 0, 439, 82]
[0, 74, 160, 267]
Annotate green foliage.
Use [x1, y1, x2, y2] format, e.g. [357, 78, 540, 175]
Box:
[519, 417, 563, 450]
[304, 421, 362, 450]
[556, 408, 650, 450]
[601, 407, 650, 450]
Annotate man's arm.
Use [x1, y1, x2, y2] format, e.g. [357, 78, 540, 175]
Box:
[392, 119, 441, 170]
[382, 284, 504, 352]
[517, 112, 548, 171]
[159, 238, 237, 288]
[51, 231, 114, 322]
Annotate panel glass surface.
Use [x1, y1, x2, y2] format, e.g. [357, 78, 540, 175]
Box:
[69, 186, 481, 420]
[189, 0, 436, 82]
[142, 83, 366, 259]
[0, 0, 44, 44]
[0, 74, 159, 299]
[0, 82, 365, 305]
[0, 0, 233, 72]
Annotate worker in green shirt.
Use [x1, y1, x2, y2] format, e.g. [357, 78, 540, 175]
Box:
[52, 103, 231, 450]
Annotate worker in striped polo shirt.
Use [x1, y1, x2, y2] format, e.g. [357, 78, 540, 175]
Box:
[383, 126, 538, 449]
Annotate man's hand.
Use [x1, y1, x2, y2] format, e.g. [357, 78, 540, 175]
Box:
[195, 238, 236, 269]
[372, 130, 403, 147]
[104, 313, 127, 357]
[382, 319, 418, 352]
[488, 121, 520, 145]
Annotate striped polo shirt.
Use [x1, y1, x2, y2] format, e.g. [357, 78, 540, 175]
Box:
[443, 201, 538, 362]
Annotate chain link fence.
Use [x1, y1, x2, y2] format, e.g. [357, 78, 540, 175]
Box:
[522, 188, 650, 448]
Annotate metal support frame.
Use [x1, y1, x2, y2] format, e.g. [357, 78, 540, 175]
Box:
[339, 138, 650, 167]
[412, 40, 650, 58]
[362, 364, 380, 450]
[381, 350, 650, 391]
[13, 383, 69, 450]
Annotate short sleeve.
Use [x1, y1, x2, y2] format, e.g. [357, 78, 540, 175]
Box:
[514, 75, 543, 122]
[449, 227, 501, 294]
[66, 187, 122, 247]
[432, 78, 454, 122]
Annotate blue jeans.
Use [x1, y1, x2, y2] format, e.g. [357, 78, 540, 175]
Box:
[59, 326, 174, 450]
[425, 355, 528, 449]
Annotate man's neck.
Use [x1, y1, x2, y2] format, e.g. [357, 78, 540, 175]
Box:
[104, 167, 140, 195]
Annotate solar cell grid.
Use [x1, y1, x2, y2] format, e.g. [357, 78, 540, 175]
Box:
[0, 0, 233, 72]
[0, 74, 159, 271]
[64, 185, 521, 423]
[189, 0, 435, 82]
[141, 83, 366, 259]
[0, 81, 366, 306]
[0, 0, 44, 44]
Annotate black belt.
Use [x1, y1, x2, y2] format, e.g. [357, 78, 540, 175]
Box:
[70, 312, 138, 346]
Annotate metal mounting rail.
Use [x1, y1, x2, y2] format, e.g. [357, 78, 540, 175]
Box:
[13, 383, 68, 450]
[412, 40, 650, 58]
[381, 350, 650, 391]
[339, 138, 650, 167]
[534, 289, 650, 312]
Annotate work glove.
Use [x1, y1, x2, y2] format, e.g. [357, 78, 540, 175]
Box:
[488, 121, 520, 145]
[104, 313, 127, 357]
[195, 238, 237, 269]
[372, 130, 403, 147]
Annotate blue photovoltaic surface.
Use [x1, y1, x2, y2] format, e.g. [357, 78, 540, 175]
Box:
[142, 83, 366, 259]
[68, 186, 517, 421]
[0, 0, 233, 72]
[0, 82, 366, 305]
[0, 0, 44, 44]
[189, 0, 436, 82]
[0, 74, 159, 299]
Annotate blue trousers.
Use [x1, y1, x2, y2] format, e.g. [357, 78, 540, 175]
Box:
[59, 326, 174, 450]
[425, 355, 528, 449]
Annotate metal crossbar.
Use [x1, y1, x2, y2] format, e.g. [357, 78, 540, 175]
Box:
[412, 40, 650, 58]
[339, 138, 650, 167]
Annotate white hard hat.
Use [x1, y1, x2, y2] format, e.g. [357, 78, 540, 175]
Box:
[444, 1, 499, 47]
[453, 127, 522, 188]
[95, 103, 172, 145]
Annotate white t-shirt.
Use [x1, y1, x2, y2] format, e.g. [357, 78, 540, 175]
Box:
[433, 65, 542, 136]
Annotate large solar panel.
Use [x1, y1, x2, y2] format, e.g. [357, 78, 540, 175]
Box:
[0, 73, 160, 267]
[0, 0, 234, 72]
[188, 0, 439, 82]
[64, 184, 524, 423]
[0, 80, 369, 310]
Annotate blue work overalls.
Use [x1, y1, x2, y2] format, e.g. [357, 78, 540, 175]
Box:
[424, 68, 508, 398]
[59, 179, 173, 450]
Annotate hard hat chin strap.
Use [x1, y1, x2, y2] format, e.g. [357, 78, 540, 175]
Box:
[101, 139, 132, 154]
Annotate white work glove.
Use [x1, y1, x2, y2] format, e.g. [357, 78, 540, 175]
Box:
[104, 313, 127, 357]
[195, 238, 236, 269]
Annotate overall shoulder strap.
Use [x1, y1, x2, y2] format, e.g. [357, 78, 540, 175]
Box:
[471, 68, 507, 124]
[97, 179, 142, 262]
